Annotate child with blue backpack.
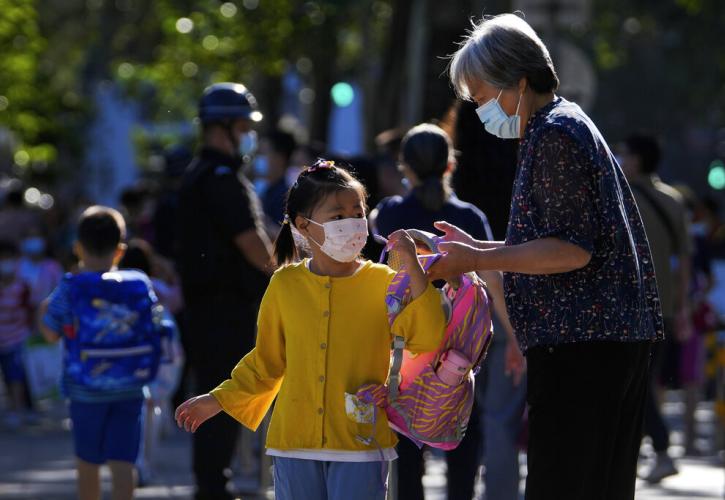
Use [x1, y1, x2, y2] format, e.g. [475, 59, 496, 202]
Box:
[175, 160, 446, 500]
[39, 206, 167, 500]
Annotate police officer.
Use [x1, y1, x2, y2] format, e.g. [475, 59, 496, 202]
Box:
[177, 83, 272, 500]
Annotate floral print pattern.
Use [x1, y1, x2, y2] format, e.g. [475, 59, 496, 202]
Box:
[504, 97, 664, 352]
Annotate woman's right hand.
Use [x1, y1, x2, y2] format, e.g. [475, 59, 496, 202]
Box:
[175, 394, 222, 433]
[434, 221, 476, 247]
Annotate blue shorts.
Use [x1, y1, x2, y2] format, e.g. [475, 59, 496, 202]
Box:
[0, 344, 26, 384]
[69, 398, 144, 465]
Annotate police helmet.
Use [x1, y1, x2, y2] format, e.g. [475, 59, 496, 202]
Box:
[198, 83, 263, 124]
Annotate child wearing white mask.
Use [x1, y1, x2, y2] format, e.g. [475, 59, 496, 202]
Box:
[175, 159, 446, 500]
[18, 230, 63, 308]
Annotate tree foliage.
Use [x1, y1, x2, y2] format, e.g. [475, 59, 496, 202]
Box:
[1, 0, 396, 179]
[0, 0, 59, 172]
[1, 0, 722, 189]
[587, 0, 725, 131]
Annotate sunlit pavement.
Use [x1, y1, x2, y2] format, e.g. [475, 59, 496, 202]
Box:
[0, 395, 721, 499]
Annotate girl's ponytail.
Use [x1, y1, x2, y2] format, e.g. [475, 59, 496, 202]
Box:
[273, 215, 298, 267]
[400, 123, 453, 213]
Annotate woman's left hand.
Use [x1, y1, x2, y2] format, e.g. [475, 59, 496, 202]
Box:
[427, 241, 481, 281]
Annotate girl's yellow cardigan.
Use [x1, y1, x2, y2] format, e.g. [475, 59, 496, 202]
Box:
[211, 259, 446, 451]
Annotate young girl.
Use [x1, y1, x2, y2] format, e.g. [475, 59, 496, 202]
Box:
[175, 160, 445, 500]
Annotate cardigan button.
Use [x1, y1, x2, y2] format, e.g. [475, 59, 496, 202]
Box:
[324, 283, 331, 289]
[323, 310, 330, 317]
[320, 342, 327, 349]
[319, 375, 325, 382]
[317, 407, 324, 415]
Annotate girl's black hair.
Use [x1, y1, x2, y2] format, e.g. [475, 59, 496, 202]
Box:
[273, 159, 367, 266]
[400, 124, 454, 212]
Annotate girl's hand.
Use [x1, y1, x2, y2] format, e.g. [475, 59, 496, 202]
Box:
[175, 394, 222, 433]
[387, 229, 420, 270]
[434, 221, 476, 247]
[388, 229, 428, 299]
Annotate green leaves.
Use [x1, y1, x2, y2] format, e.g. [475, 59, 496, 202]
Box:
[0, 0, 395, 177]
[0, 0, 58, 173]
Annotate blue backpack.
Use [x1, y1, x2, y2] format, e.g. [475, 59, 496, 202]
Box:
[64, 270, 165, 391]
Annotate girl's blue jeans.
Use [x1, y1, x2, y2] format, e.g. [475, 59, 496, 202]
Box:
[273, 457, 389, 500]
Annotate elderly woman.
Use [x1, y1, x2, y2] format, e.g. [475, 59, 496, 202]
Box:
[430, 13, 663, 500]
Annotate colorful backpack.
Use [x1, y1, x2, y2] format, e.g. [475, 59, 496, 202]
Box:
[355, 230, 494, 450]
[64, 270, 168, 391]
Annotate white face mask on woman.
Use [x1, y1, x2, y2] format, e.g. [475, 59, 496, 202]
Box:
[475, 89, 522, 139]
[305, 217, 368, 263]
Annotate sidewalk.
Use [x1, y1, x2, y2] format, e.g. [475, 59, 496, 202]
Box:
[0, 396, 722, 499]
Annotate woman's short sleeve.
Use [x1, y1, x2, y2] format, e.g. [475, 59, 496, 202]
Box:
[528, 128, 597, 254]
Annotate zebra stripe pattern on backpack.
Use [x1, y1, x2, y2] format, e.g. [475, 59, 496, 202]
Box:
[356, 229, 493, 450]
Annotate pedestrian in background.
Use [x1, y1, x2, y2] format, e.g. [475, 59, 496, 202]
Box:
[371, 123, 525, 500]
[256, 129, 297, 228]
[0, 240, 33, 429]
[439, 13, 663, 499]
[39, 206, 167, 500]
[673, 185, 716, 456]
[17, 228, 63, 309]
[119, 239, 184, 485]
[0, 182, 41, 245]
[177, 82, 273, 500]
[443, 100, 529, 499]
[620, 133, 693, 482]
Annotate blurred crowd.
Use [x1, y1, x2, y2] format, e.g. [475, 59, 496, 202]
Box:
[0, 111, 724, 493]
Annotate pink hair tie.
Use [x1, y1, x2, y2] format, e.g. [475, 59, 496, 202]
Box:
[304, 159, 336, 173]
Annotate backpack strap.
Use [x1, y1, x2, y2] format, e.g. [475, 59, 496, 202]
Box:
[378, 233, 444, 398]
[388, 335, 406, 399]
[385, 255, 441, 399]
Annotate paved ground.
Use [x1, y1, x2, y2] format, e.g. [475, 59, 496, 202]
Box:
[0, 394, 722, 499]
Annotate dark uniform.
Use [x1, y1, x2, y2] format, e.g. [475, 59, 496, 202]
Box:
[178, 146, 268, 500]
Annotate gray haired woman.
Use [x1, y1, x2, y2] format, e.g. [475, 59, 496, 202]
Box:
[428, 13, 663, 500]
